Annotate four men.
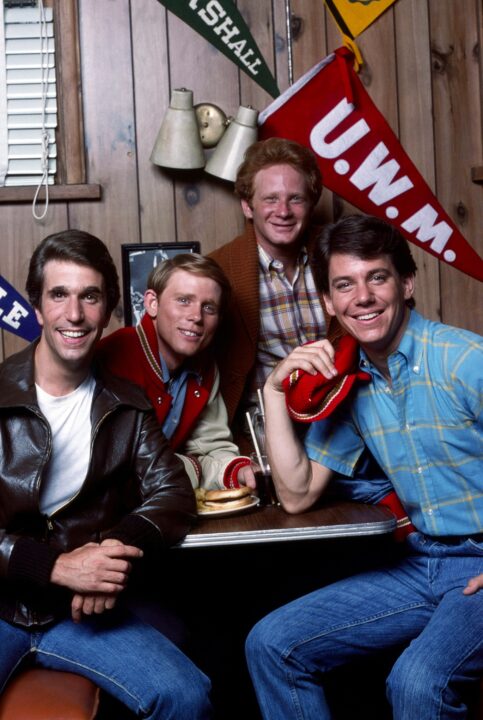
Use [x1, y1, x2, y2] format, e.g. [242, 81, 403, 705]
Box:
[1, 141, 481, 718]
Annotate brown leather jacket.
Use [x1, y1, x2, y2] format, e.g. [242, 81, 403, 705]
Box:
[0, 343, 196, 628]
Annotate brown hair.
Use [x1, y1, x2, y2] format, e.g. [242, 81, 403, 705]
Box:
[147, 253, 231, 314]
[235, 138, 322, 207]
[26, 229, 120, 313]
[312, 214, 418, 308]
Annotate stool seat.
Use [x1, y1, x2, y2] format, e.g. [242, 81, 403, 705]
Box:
[0, 668, 99, 720]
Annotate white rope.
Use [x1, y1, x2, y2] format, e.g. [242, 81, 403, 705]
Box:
[32, 0, 50, 221]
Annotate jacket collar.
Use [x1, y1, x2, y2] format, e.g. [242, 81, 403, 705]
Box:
[0, 340, 152, 415]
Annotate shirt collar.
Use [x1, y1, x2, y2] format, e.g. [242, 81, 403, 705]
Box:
[258, 244, 309, 273]
[159, 351, 201, 387]
[358, 309, 424, 377]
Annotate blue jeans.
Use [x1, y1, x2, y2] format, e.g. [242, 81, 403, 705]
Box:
[246, 533, 483, 719]
[0, 609, 212, 719]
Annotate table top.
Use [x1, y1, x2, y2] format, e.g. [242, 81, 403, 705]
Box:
[179, 501, 396, 548]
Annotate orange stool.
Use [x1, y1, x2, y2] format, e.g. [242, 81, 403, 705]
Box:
[0, 668, 99, 720]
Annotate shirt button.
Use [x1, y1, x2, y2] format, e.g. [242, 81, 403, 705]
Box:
[417, 466, 423, 474]
[273, 260, 283, 270]
[413, 365, 420, 373]
[427, 508, 434, 515]
[405, 424, 410, 430]
[194, 390, 201, 398]
[156, 397, 163, 404]
[385, 386, 391, 393]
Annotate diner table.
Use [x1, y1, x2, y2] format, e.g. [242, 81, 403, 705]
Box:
[179, 500, 396, 547]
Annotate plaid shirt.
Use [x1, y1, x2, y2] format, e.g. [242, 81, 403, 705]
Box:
[305, 310, 483, 536]
[249, 245, 326, 402]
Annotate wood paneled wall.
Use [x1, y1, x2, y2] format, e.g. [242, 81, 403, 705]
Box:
[1, 0, 482, 362]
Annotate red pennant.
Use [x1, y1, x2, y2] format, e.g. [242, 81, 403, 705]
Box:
[259, 47, 483, 282]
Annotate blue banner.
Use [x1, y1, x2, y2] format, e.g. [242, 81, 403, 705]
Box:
[0, 274, 41, 341]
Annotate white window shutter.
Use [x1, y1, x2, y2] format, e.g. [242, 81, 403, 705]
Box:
[2, 4, 57, 187]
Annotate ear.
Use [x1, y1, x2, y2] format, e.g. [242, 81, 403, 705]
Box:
[34, 306, 44, 327]
[241, 199, 253, 221]
[402, 274, 415, 302]
[144, 289, 158, 318]
[322, 292, 336, 317]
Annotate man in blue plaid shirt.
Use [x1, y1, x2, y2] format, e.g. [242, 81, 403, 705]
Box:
[246, 214, 483, 720]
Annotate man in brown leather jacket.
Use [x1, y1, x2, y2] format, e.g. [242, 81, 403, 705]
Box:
[0, 230, 212, 719]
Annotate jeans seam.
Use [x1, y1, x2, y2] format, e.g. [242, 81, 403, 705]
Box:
[36, 649, 146, 714]
[281, 601, 431, 662]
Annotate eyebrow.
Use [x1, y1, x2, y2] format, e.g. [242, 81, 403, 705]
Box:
[47, 285, 104, 295]
[331, 267, 392, 285]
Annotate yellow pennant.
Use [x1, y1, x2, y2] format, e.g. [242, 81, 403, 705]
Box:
[324, 0, 398, 39]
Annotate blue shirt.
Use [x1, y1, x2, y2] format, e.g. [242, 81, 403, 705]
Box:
[305, 311, 483, 536]
[159, 353, 201, 440]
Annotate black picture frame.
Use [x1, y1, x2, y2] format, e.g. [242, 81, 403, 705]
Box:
[121, 242, 200, 326]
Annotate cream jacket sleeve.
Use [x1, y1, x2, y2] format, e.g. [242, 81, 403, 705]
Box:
[175, 367, 249, 490]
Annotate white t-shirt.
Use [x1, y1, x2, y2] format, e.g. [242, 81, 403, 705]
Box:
[36, 374, 95, 516]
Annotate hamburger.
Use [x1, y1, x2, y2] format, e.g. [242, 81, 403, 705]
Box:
[196, 486, 253, 513]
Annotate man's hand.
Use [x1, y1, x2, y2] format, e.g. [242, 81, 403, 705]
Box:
[266, 339, 337, 395]
[70, 592, 118, 624]
[51, 538, 143, 595]
[237, 464, 256, 490]
[463, 573, 483, 595]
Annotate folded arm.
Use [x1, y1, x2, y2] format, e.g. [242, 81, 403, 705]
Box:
[264, 340, 336, 514]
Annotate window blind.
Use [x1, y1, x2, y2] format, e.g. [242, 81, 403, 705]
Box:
[1, 4, 57, 187]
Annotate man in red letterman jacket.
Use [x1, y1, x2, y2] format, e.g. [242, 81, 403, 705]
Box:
[97, 253, 255, 491]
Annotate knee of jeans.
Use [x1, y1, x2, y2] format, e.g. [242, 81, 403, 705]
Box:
[154, 669, 212, 719]
[245, 616, 279, 667]
[387, 648, 439, 710]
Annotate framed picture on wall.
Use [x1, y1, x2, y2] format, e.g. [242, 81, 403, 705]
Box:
[121, 242, 200, 326]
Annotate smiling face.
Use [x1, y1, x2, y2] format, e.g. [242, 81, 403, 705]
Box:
[35, 260, 110, 387]
[323, 253, 414, 365]
[144, 269, 222, 372]
[241, 164, 313, 258]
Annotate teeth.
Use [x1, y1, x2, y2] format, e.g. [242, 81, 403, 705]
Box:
[180, 330, 199, 338]
[61, 330, 87, 338]
[357, 313, 380, 321]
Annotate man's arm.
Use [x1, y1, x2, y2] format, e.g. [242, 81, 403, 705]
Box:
[264, 340, 336, 514]
[179, 369, 256, 490]
[50, 538, 143, 623]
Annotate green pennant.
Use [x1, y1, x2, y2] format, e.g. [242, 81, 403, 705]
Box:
[157, 0, 280, 98]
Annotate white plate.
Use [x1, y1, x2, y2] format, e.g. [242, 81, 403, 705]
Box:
[197, 496, 260, 518]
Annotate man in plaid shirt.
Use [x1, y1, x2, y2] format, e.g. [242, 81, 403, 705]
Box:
[247, 214, 483, 720]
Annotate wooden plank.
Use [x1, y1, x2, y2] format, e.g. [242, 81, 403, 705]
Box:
[0, 184, 101, 203]
[429, 0, 483, 332]
[167, 10, 243, 255]
[290, 1, 334, 224]
[271, 0, 290, 93]
[130, 0, 176, 246]
[69, 0, 140, 333]
[0, 202, 69, 359]
[238, 0, 277, 111]
[53, 0, 86, 184]
[395, 0, 441, 322]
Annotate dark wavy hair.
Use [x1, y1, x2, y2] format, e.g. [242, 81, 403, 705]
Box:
[26, 229, 120, 313]
[235, 137, 323, 207]
[312, 214, 417, 308]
